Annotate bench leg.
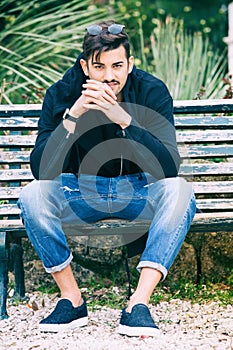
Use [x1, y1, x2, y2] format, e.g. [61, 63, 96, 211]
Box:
[0, 232, 9, 319]
[9, 238, 26, 299]
[194, 245, 202, 285]
[186, 232, 204, 285]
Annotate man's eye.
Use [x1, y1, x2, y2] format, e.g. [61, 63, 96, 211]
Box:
[94, 65, 103, 69]
[114, 64, 123, 68]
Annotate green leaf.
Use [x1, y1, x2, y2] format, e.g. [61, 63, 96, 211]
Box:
[144, 17, 227, 100]
[0, 0, 111, 103]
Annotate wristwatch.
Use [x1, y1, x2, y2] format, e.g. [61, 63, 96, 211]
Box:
[62, 108, 78, 122]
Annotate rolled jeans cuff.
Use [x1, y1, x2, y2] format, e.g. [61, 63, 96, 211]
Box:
[44, 253, 73, 273]
[136, 261, 168, 281]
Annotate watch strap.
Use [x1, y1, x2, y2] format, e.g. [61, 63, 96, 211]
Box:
[62, 108, 78, 122]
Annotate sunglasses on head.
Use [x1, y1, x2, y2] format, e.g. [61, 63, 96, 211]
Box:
[86, 23, 125, 36]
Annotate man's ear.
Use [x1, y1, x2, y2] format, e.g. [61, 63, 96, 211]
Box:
[80, 58, 89, 76]
[128, 56, 134, 74]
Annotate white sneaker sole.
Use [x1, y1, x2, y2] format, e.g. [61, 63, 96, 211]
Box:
[39, 316, 88, 333]
[118, 324, 160, 337]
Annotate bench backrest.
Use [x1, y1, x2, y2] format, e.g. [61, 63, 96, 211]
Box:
[1, 100, 233, 220]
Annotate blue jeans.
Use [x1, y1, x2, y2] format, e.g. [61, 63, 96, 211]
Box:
[17, 173, 196, 280]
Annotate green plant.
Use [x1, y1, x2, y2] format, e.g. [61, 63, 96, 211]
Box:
[225, 268, 233, 287]
[142, 17, 227, 100]
[0, 0, 111, 103]
[86, 280, 232, 308]
[36, 284, 59, 295]
[111, 0, 229, 53]
[32, 271, 233, 309]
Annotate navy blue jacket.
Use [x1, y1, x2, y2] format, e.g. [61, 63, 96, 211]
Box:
[30, 53, 180, 180]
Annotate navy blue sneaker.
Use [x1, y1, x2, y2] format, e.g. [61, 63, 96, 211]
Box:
[118, 303, 160, 337]
[39, 299, 88, 332]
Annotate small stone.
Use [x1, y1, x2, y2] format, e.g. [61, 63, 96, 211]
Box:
[186, 311, 197, 318]
[8, 288, 15, 298]
[31, 300, 39, 311]
[218, 334, 229, 341]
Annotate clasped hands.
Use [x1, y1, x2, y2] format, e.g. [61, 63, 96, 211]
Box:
[69, 79, 131, 129]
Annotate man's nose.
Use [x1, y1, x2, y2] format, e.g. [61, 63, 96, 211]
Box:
[104, 68, 115, 81]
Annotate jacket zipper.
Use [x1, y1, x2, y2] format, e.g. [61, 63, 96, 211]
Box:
[119, 129, 126, 176]
[119, 154, 123, 176]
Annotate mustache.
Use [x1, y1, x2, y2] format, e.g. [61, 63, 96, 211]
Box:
[103, 80, 120, 84]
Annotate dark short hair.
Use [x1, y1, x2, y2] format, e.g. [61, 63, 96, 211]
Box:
[82, 20, 130, 62]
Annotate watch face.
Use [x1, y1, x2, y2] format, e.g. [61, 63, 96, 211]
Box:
[63, 108, 70, 119]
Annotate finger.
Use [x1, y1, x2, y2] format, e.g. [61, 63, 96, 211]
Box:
[82, 90, 116, 105]
[83, 80, 106, 92]
[103, 83, 118, 99]
[82, 82, 101, 91]
[82, 103, 105, 111]
[84, 80, 117, 100]
[82, 97, 110, 110]
[83, 91, 116, 105]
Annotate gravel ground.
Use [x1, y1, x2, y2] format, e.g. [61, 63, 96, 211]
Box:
[0, 292, 232, 350]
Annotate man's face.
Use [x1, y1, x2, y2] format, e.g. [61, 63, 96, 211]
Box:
[80, 45, 134, 100]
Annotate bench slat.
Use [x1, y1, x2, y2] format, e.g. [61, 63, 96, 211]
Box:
[177, 130, 233, 143]
[197, 198, 233, 210]
[180, 162, 233, 176]
[0, 117, 38, 129]
[1, 145, 232, 165]
[192, 181, 233, 194]
[179, 145, 233, 158]
[175, 116, 233, 127]
[2, 100, 231, 115]
[0, 162, 232, 181]
[0, 204, 21, 216]
[1, 131, 232, 147]
[0, 151, 31, 164]
[2, 100, 232, 115]
[189, 212, 233, 232]
[0, 169, 33, 181]
[0, 135, 36, 147]
[0, 104, 41, 115]
[0, 187, 23, 199]
[1, 116, 233, 129]
[1, 198, 233, 217]
[1, 212, 233, 237]
[0, 181, 232, 200]
[173, 99, 233, 114]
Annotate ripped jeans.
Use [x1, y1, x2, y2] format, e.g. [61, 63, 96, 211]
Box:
[17, 173, 196, 280]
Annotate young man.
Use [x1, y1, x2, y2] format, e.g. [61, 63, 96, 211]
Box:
[18, 21, 196, 336]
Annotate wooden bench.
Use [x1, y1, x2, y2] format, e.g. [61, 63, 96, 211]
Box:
[1, 99, 233, 319]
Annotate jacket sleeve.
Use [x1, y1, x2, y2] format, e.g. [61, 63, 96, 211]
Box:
[118, 89, 180, 179]
[30, 90, 77, 180]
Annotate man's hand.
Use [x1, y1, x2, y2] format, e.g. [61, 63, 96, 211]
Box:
[69, 80, 131, 129]
[69, 79, 116, 118]
[82, 79, 117, 109]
